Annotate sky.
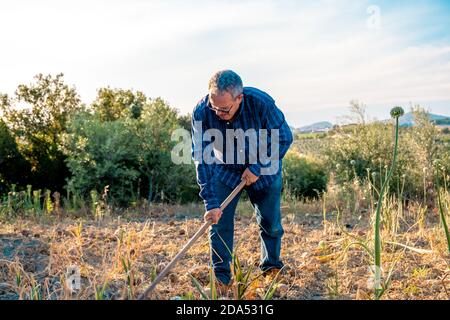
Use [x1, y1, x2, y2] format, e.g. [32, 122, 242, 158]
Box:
[0, 0, 449, 127]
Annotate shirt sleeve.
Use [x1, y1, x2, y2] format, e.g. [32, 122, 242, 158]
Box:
[191, 109, 220, 211]
[247, 101, 293, 177]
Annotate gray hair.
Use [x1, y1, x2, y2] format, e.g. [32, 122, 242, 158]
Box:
[208, 70, 243, 99]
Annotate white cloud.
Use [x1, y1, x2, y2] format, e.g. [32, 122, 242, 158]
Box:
[0, 0, 449, 127]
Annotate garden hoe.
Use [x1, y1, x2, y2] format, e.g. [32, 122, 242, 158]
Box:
[138, 179, 246, 300]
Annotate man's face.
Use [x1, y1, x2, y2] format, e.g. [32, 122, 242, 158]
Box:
[209, 91, 243, 121]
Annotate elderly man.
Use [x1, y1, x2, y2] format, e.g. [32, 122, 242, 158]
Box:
[191, 70, 293, 289]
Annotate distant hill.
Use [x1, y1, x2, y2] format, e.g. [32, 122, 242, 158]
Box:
[298, 121, 333, 133]
[296, 112, 450, 133]
[380, 112, 450, 126]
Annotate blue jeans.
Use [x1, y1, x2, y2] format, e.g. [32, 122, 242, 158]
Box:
[209, 173, 284, 285]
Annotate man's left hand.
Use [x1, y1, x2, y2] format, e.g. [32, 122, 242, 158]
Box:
[242, 168, 259, 186]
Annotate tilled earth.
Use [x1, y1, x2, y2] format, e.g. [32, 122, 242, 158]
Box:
[0, 211, 449, 300]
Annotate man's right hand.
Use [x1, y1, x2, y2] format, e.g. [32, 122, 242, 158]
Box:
[204, 208, 222, 224]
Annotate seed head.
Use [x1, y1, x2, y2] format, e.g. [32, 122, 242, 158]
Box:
[390, 106, 405, 118]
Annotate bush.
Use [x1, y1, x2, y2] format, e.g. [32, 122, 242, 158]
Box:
[0, 120, 31, 194]
[0, 73, 83, 192]
[324, 106, 450, 201]
[91, 87, 147, 121]
[62, 113, 140, 206]
[61, 99, 199, 206]
[282, 151, 328, 199]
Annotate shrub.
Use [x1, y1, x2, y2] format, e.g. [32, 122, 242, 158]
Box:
[282, 151, 328, 199]
[0, 120, 31, 194]
[324, 106, 449, 201]
[61, 99, 199, 206]
[61, 113, 140, 206]
[0, 73, 83, 192]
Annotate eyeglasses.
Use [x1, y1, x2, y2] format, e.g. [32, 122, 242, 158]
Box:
[207, 101, 234, 114]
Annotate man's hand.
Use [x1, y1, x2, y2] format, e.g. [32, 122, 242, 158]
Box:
[242, 168, 259, 186]
[204, 208, 222, 224]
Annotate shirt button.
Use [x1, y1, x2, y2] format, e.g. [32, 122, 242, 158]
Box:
[240, 149, 243, 153]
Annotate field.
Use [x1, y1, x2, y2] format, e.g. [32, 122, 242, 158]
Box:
[1, 195, 449, 300]
[1, 91, 450, 300]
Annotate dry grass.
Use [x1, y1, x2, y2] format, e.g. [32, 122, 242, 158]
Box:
[0, 199, 449, 300]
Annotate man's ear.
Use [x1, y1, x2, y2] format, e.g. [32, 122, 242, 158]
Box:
[236, 93, 244, 103]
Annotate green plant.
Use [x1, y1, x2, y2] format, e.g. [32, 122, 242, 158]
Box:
[372, 106, 404, 299]
[325, 105, 447, 202]
[180, 291, 195, 300]
[187, 230, 220, 301]
[15, 268, 22, 288]
[33, 189, 42, 215]
[121, 257, 135, 299]
[90, 189, 98, 217]
[94, 281, 109, 300]
[283, 151, 328, 200]
[45, 189, 53, 214]
[263, 269, 283, 300]
[435, 163, 450, 252]
[334, 199, 400, 300]
[7, 190, 14, 216]
[1, 73, 83, 192]
[325, 271, 340, 300]
[222, 237, 268, 300]
[29, 278, 42, 300]
[150, 265, 157, 282]
[61, 97, 198, 207]
[230, 250, 255, 299]
[189, 265, 218, 300]
[24, 185, 33, 211]
[0, 119, 31, 191]
[331, 107, 405, 300]
[189, 237, 274, 300]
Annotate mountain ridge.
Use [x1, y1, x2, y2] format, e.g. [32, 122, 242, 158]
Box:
[296, 112, 450, 132]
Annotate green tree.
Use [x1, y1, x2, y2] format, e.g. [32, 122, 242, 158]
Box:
[133, 98, 196, 203]
[91, 88, 147, 121]
[0, 119, 30, 193]
[62, 112, 140, 205]
[177, 113, 192, 132]
[62, 97, 198, 205]
[0, 73, 83, 191]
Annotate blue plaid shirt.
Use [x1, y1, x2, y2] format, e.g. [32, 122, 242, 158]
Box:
[191, 87, 293, 211]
